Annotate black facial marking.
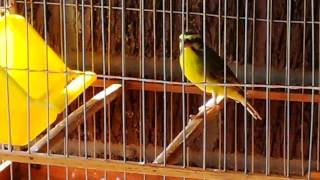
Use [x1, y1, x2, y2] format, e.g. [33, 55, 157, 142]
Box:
[181, 38, 202, 46]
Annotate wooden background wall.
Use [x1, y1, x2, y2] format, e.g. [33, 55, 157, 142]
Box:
[12, 0, 320, 175]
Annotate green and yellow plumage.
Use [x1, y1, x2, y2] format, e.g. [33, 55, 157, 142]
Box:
[179, 32, 262, 120]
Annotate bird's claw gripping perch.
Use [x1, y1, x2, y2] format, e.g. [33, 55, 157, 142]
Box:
[198, 91, 218, 112]
[189, 114, 196, 120]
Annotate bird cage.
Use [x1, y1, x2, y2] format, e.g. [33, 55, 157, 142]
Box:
[0, 0, 319, 179]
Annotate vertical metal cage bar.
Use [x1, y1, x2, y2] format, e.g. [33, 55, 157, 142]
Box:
[265, 0, 271, 175]
[234, 0, 239, 171]
[162, 0, 167, 166]
[23, 0, 31, 178]
[251, 0, 256, 173]
[80, 0, 86, 160]
[139, 14, 143, 162]
[243, 0, 248, 174]
[75, 0, 81, 156]
[169, 0, 173, 144]
[80, 0, 88, 178]
[283, 93, 286, 172]
[181, 0, 186, 168]
[59, 0, 63, 60]
[107, 0, 112, 161]
[318, 3, 320, 171]
[100, 0, 106, 163]
[42, 0, 50, 177]
[301, 0, 307, 176]
[269, 0, 273, 175]
[185, 0, 190, 167]
[2, 1, 12, 179]
[89, 0, 96, 160]
[285, 0, 291, 176]
[74, 0, 79, 68]
[202, 0, 207, 170]
[23, 0, 29, 153]
[168, 0, 172, 144]
[186, 93, 190, 168]
[75, 0, 80, 159]
[223, 0, 227, 171]
[62, 0, 68, 158]
[100, 1, 107, 180]
[121, 0, 126, 164]
[152, 0, 158, 160]
[185, 0, 188, 30]
[29, 0, 33, 25]
[218, 0, 221, 170]
[140, 0, 146, 164]
[3, 0, 11, 154]
[308, 0, 316, 178]
[61, 0, 69, 178]
[186, 0, 190, 168]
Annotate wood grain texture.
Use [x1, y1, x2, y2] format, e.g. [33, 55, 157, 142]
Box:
[0, 150, 305, 180]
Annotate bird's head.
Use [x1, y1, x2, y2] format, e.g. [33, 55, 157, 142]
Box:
[179, 32, 202, 52]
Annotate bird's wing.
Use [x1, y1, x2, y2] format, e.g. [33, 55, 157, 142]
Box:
[200, 46, 243, 93]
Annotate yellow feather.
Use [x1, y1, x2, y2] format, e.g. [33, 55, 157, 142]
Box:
[179, 46, 262, 120]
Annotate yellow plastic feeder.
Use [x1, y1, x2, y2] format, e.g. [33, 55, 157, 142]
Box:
[0, 14, 97, 146]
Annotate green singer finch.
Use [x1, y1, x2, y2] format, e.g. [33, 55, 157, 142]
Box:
[179, 32, 262, 120]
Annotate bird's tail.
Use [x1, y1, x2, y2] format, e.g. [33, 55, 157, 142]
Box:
[238, 100, 262, 120]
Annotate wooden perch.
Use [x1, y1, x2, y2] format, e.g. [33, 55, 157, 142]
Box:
[94, 79, 320, 103]
[30, 83, 122, 152]
[153, 97, 224, 164]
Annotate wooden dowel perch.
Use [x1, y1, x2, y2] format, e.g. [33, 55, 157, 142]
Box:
[94, 79, 320, 103]
[30, 83, 122, 152]
[153, 97, 224, 164]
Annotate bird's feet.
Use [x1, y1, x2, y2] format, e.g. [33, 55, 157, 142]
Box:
[198, 105, 213, 112]
[198, 97, 217, 112]
[189, 114, 196, 120]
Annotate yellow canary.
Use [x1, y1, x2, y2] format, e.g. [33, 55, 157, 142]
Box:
[179, 32, 262, 120]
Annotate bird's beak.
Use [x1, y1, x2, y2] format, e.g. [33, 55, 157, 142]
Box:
[179, 34, 184, 41]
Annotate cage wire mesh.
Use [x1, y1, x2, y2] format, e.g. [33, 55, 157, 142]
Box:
[0, 0, 320, 179]
[0, 0, 8, 15]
